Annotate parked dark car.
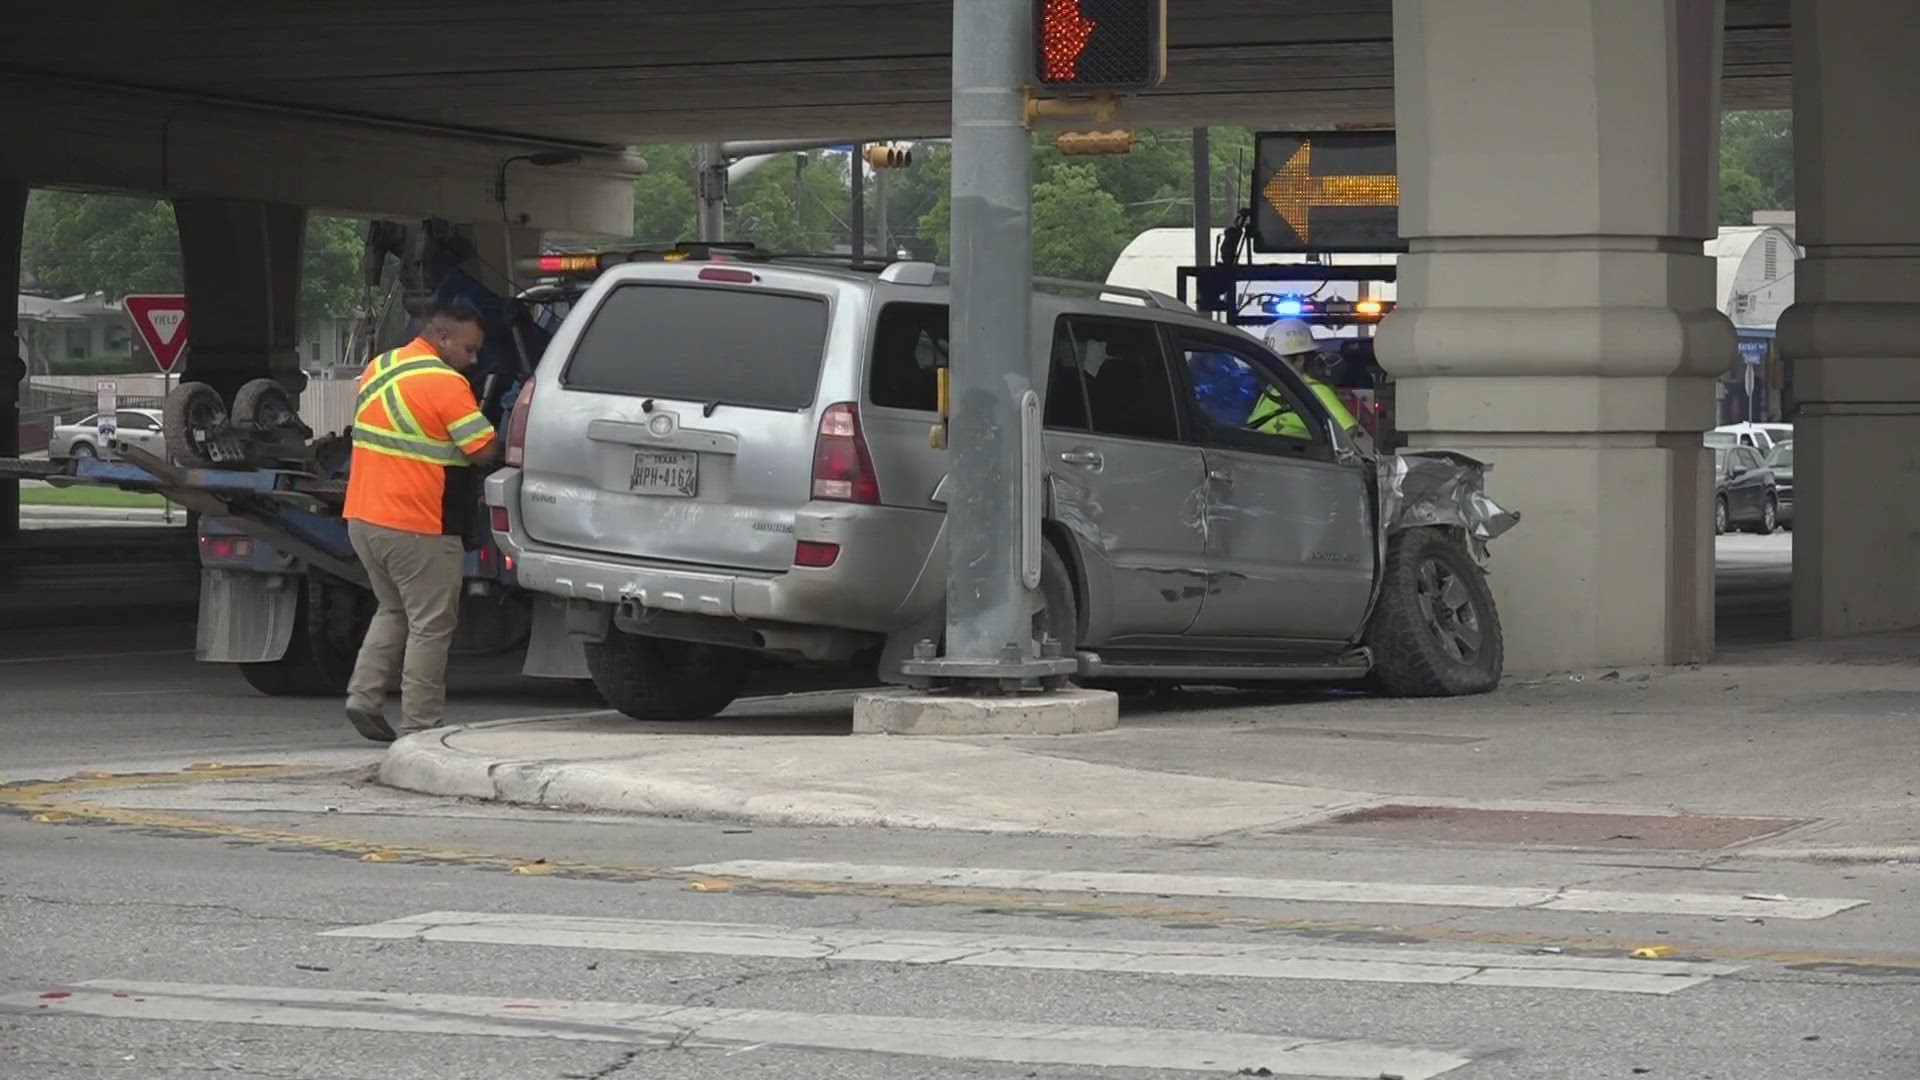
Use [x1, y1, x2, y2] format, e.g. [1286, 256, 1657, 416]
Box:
[1764, 439, 1794, 528]
[1714, 444, 1778, 535]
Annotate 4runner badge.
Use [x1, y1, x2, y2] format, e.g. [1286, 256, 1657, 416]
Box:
[646, 413, 676, 438]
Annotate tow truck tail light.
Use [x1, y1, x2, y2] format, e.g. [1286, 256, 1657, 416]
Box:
[198, 534, 255, 565]
[811, 403, 880, 504]
[504, 380, 535, 467]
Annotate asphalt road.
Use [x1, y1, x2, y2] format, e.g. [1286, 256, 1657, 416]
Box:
[3, 566, 1917, 1080]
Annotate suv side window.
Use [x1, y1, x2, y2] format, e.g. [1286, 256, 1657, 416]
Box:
[1057, 316, 1181, 442]
[1173, 330, 1326, 454]
[1734, 447, 1763, 472]
[868, 302, 947, 411]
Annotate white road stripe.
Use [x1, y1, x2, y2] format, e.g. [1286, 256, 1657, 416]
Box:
[680, 860, 1869, 921]
[2, 981, 1478, 1078]
[323, 911, 1740, 995]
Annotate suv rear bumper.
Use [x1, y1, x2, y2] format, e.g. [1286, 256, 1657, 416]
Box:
[486, 468, 946, 634]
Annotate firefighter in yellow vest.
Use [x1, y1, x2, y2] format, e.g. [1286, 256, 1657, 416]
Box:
[1247, 318, 1361, 440]
[340, 303, 498, 743]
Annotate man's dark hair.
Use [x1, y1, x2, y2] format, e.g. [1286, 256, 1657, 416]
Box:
[427, 300, 484, 326]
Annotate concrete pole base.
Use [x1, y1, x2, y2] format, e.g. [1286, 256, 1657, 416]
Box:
[852, 687, 1119, 736]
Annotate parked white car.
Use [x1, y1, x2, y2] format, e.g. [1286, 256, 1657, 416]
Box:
[48, 408, 166, 461]
[1705, 422, 1790, 454]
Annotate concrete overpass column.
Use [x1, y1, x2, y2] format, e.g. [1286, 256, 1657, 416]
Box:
[0, 180, 26, 539]
[462, 222, 543, 298]
[1377, 0, 1734, 672]
[173, 198, 307, 405]
[1780, 0, 1920, 639]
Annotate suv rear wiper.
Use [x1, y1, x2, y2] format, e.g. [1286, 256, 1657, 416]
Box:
[702, 400, 720, 417]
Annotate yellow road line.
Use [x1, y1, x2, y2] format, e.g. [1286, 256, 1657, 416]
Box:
[5, 766, 1918, 973]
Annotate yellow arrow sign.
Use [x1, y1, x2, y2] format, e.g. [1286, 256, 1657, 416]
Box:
[1262, 139, 1399, 244]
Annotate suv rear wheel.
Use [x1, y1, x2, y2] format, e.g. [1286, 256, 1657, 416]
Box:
[585, 632, 753, 721]
[1365, 527, 1503, 697]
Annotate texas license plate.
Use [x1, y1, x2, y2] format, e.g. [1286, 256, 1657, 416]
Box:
[628, 450, 698, 497]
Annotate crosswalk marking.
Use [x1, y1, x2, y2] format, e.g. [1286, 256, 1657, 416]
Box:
[681, 860, 1869, 920]
[324, 911, 1741, 995]
[2, 981, 1480, 1078]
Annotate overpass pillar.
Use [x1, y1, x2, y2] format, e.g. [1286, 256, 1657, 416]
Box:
[1780, 0, 1920, 639]
[0, 179, 25, 540]
[462, 222, 543, 299]
[1379, 0, 1733, 672]
[173, 198, 308, 405]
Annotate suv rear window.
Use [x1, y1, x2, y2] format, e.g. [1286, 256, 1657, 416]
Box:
[868, 302, 948, 411]
[561, 283, 829, 410]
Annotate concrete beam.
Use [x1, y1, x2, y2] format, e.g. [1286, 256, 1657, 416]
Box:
[0, 179, 25, 540]
[174, 199, 307, 405]
[1780, 0, 1920, 639]
[1378, 0, 1733, 672]
[0, 82, 636, 236]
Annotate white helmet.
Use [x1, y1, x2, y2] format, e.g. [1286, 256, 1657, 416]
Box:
[1263, 318, 1318, 357]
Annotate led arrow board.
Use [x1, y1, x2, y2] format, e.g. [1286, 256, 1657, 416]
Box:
[1251, 132, 1405, 254]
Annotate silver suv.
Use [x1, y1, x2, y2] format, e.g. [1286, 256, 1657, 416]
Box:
[488, 252, 1516, 720]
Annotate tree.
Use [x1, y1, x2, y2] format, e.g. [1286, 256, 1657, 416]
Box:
[21, 191, 371, 319]
[1718, 110, 1792, 224]
[1032, 163, 1131, 280]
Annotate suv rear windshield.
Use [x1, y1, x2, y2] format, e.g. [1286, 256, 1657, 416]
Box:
[561, 283, 829, 410]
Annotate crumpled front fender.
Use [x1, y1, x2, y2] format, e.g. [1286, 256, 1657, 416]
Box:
[1375, 450, 1521, 562]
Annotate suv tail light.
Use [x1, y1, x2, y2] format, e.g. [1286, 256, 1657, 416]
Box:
[504, 379, 535, 467]
[811, 402, 880, 504]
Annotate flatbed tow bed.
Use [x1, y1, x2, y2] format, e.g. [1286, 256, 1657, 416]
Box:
[0, 426, 586, 697]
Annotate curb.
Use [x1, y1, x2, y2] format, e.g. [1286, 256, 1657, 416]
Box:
[378, 725, 1065, 835]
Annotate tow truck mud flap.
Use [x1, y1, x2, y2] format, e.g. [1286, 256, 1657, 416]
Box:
[522, 594, 590, 679]
[196, 569, 298, 663]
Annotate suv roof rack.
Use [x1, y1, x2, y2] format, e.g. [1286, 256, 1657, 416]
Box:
[875, 261, 1187, 311]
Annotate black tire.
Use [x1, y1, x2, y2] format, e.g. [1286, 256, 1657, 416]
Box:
[70, 442, 97, 460]
[233, 378, 298, 430]
[1035, 541, 1080, 661]
[584, 632, 753, 720]
[1749, 495, 1777, 535]
[1714, 496, 1730, 536]
[164, 381, 229, 467]
[1364, 528, 1504, 697]
[235, 575, 367, 697]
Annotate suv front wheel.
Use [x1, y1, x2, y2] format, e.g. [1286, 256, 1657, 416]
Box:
[585, 632, 753, 721]
[1364, 528, 1504, 697]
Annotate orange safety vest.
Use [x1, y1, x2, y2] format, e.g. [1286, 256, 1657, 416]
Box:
[342, 338, 496, 536]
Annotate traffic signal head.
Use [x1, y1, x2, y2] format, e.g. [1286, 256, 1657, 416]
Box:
[864, 144, 911, 169]
[1032, 0, 1167, 91]
[1053, 129, 1135, 156]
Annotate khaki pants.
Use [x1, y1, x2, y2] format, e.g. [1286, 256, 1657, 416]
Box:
[346, 520, 463, 732]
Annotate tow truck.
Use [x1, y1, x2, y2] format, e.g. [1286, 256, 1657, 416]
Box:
[0, 223, 594, 697]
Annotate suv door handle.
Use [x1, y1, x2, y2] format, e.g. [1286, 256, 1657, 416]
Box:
[1058, 448, 1104, 469]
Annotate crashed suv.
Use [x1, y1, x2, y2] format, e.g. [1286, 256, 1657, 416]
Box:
[487, 253, 1519, 719]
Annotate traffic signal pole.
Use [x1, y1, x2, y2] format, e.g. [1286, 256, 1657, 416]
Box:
[899, 0, 1073, 693]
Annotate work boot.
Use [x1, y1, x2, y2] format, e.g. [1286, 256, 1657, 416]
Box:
[345, 705, 396, 744]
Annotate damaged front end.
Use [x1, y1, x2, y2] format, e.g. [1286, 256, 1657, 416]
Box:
[1375, 450, 1521, 565]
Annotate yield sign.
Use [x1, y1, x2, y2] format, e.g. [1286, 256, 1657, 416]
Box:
[124, 294, 190, 373]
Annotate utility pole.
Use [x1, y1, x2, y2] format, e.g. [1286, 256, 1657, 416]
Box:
[876, 167, 891, 258]
[694, 142, 727, 242]
[1191, 127, 1212, 271]
[899, 0, 1072, 693]
[850, 144, 866, 261]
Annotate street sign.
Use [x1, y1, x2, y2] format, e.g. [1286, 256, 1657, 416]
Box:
[1251, 132, 1404, 254]
[1743, 361, 1757, 396]
[1032, 0, 1167, 91]
[124, 294, 190, 373]
[96, 381, 118, 446]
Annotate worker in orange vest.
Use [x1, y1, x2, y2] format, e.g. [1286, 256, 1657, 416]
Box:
[340, 303, 498, 743]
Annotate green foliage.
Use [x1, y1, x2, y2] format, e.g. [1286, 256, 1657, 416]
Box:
[20, 191, 368, 318]
[1719, 110, 1792, 224]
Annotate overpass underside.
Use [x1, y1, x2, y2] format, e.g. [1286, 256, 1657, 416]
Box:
[1, 0, 1909, 671]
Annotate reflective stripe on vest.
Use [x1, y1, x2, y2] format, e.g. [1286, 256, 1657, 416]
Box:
[351, 349, 471, 466]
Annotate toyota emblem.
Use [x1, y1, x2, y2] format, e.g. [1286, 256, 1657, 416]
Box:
[647, 413, 675, 438]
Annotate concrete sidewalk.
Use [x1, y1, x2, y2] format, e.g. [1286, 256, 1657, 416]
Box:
[380, 625, 1920, 860]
